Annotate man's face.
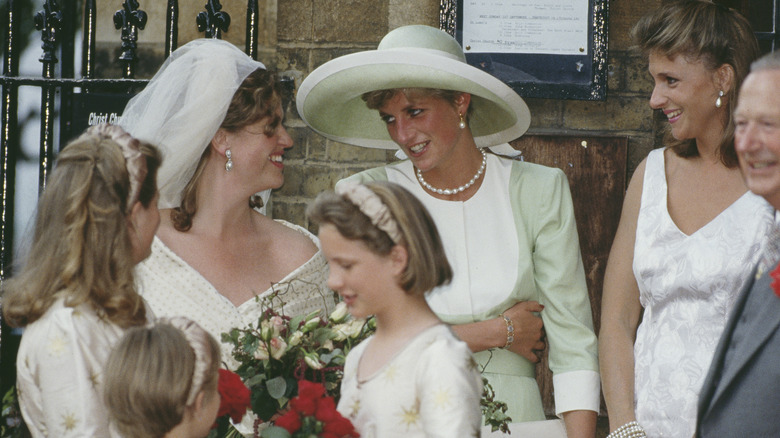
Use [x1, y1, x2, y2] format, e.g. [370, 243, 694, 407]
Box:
[734, 69, 780, 209]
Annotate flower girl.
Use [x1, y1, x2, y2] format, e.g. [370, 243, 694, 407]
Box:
[2, 125, 161, 437]
[103, 317, 222, 438]
[307, 181, 483, 437]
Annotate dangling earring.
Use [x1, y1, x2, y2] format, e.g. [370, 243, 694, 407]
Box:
[715, 90, 724, 108]
[458, 113, 466, 129]
[225, 149, 233, 172]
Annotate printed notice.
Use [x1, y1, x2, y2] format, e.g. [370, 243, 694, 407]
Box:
[463, 1, 588, 55]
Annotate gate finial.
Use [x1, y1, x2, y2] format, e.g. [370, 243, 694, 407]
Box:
[34, 0, 63, 63]
[113, 0, 147, 78]
[197, 0, 231, 39]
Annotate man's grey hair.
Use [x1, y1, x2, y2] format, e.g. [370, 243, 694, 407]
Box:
[750, 50, 780, 73]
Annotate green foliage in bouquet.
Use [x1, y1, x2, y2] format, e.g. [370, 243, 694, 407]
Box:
[1, 387, 26, 438]
[481, 377, 512, 434]
[222, 301, 374, 423]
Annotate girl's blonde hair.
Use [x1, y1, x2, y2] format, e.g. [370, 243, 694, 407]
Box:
[104, 318, 221, 438]
[2, 127, 161, 328]
[307, 181, 452, 296]
[632, 0, 759, 167]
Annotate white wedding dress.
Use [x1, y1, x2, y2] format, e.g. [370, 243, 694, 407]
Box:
[632, 148, 774, 438]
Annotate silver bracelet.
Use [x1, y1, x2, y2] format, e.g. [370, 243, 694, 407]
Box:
[606, 421, 647, 438]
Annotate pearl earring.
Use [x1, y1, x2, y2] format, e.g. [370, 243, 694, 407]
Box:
[715, 90, 724, 108]
[458, 113, 466, 129]
[225, 149, 233, 172]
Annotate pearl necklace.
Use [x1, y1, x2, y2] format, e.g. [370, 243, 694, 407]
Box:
[416, 148, 487, 196]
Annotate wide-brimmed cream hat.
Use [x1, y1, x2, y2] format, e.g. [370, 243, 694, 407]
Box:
[296, 25, 531, 150]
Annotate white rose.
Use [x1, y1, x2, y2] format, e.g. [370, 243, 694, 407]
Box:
[253, 342, 270, 360]
[329, 302, 349, 323]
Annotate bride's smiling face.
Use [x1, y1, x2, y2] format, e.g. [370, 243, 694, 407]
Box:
[221, 104, 293, 192]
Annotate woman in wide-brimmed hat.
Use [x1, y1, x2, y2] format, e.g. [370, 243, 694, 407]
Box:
[297, 25, 599, 437]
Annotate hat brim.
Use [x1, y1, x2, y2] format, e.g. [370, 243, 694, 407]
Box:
[297, 49, 531, 150]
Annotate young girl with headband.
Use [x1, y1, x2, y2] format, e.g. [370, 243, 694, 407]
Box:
[307, 181, 483, 437]
[104, 317, 221, 438]
[2, 124, 162, 437]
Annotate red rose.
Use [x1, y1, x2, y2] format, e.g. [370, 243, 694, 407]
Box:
[297, 380, 326, 400]
[771, 263, 780, 298]
[274, 410, 302, 433]
[216, 369, 251, 423]
[289, 394, 317, 417]
[314, 396, 338, 422]
[323, 416, 358, 437]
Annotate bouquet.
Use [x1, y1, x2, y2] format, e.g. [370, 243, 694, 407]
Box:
[260, 380, 359, 438]
[223, 300, 374, 428]
[222, 290, 511, 436]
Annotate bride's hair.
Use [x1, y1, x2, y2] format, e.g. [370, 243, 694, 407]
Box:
[171, 68, 283, 231]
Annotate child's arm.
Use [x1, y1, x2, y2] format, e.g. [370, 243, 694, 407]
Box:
[417, 331, 484, 437]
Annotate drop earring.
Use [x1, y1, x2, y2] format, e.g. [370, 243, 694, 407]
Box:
[715, 90, 724, 108]
[458, 113, 466, 129]
[225, 149, 233, 172]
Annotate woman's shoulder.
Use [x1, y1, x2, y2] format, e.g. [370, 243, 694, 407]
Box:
[269, 219, 318, 247]
[505, 157, 566, 184]
[414, 325, 473, 362]
[20, 299, 122, 348]
[258, 218, 320, 265]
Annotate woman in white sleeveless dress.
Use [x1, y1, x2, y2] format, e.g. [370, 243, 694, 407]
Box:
[599, 3, 774, 438]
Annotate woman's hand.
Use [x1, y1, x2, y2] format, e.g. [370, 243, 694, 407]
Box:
[502, 300, 545, 362]
[451, 300, 545, 360]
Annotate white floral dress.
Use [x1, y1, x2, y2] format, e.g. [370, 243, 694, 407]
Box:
[16, 298, 132, 438]
[337, 324, 483, 438]
[632, 148, 774, 437]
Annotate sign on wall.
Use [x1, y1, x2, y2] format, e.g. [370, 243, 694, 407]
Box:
[440, 0, 609, 100]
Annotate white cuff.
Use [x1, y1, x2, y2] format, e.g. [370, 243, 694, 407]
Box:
[552, 369, 601, 416]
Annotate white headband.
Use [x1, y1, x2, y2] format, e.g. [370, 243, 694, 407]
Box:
[82, 124, 147, 211]
[160, 316, 215, 406]
[336, 182, 402, 244]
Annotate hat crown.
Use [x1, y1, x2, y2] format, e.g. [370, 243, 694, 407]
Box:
[378, 25, 467, 63]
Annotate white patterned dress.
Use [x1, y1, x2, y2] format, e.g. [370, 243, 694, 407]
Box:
[135, 219, 335, 370]
[632, 148, 774, 438]
[16, 299, 137, 438]
[337, 324, 483, 438]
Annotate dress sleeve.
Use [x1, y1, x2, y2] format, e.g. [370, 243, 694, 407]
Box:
[417, 334, 483, 438]
[17, 307, 119, 437]
[512, 163, 600, 415]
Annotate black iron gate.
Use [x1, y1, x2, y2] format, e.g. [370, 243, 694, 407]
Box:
[0, 0, 267, 403]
